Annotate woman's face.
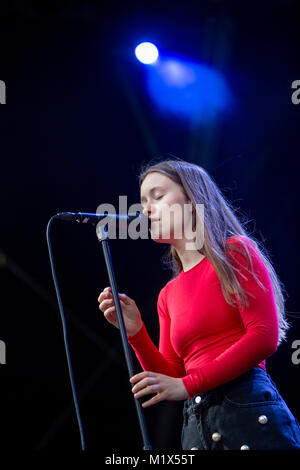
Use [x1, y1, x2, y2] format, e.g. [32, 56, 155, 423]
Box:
[140, 171, 192, 245]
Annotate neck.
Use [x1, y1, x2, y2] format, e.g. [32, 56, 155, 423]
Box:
[173, 238, 205, 272]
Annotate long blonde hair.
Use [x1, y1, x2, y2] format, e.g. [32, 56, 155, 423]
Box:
[138, 156, 290, 345]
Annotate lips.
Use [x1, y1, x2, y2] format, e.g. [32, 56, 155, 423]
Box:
[149, 218, 160, 229]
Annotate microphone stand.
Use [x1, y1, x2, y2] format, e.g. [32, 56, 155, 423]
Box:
[96, 223, 152, 451]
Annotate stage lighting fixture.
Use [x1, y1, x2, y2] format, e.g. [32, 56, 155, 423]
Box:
[135, 42, 159, 64]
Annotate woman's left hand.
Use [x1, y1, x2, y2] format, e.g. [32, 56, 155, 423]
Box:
[129, 371, 189, 408]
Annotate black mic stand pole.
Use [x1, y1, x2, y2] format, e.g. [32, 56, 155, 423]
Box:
[96, 223, 152, 451]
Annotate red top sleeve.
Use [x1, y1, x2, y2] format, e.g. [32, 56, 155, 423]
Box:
[128, 236, 279, 398]
[127, 288, 186, 377]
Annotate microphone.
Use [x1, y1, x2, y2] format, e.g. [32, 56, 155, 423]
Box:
[55, 212, 147, 228]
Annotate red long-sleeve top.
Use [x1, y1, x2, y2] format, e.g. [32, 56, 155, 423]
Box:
[128, 235, 279, 398]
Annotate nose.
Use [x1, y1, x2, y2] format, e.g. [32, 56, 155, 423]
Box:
[141, 198, 161, 219]
[142, 200, 153, 218]
[142, 202, 157, 218]
[142, 204, 150, 218]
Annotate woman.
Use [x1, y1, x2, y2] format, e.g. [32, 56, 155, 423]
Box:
[98, 157, 300, 450]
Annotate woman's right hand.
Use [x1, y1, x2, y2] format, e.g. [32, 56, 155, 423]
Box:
[98, 287, 143, 337]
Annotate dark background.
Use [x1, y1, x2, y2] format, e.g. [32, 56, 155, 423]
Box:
[0, 0, 299, 453]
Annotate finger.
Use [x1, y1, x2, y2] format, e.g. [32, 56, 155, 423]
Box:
[103, 307, 119, 325]
[132, 377, 158, 394]
[130, 371, 156, 384]
[118, 293, 131, 305]
[99, 299, 112, 312]
[103, 305, 122, 318]
[99, 296, 126, 311]
[141, 392, 165, 408]
[133, 382, 161, 398]
[98, 288, 112, 302]
[103, 306, 116, 316]
[98, 286, 112, 299]
[102, 305, 115, 316]
[98, 291, 126, 305]
[99, 297, 113, 307]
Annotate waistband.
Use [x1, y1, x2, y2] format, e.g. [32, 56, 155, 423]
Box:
[183, 366, 269, 411]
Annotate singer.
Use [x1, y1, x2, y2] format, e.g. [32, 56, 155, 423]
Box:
[98, 157, 300, 450]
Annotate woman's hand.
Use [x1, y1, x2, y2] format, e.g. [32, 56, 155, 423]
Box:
[98, 286, 143, 337]
[129, 371, 189, 408]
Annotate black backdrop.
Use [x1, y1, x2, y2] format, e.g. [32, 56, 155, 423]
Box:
[0, 0, 299, 453]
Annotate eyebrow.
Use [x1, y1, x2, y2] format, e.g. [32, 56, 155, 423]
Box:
[140, 185, 165, 203]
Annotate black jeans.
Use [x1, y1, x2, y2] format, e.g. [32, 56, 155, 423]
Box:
[181, 367, 300, 450]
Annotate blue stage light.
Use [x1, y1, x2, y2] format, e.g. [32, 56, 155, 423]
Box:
[135, 42, 159, 64]
[146, 57, 232, 122]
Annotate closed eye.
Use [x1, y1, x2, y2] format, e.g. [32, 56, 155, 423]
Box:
[140, 194, 164, 208]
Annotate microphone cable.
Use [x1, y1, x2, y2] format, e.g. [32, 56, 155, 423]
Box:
[46, 215, 86, 450]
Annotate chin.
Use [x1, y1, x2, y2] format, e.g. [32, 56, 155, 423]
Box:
[152, 238, 171, 245]
[149, 230, 171, 245]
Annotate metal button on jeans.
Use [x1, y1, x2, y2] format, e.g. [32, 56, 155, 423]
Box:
[212, 432, 222, 442]
[258, 415, 268, 424]
[195, 396, 201, 404]
[240, 444, 250, 450]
